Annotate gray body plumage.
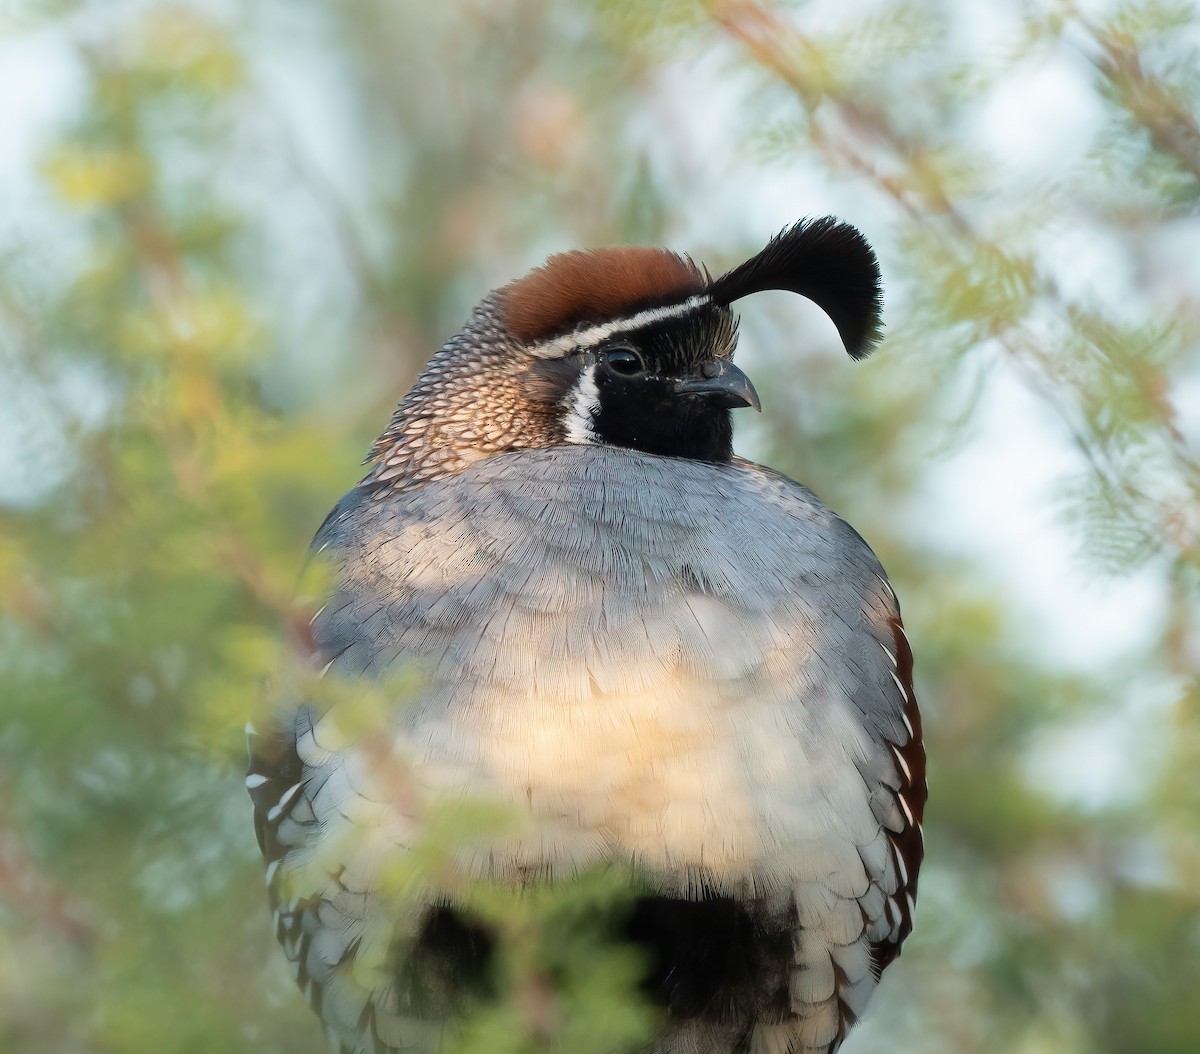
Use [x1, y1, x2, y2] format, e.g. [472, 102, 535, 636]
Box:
[253, 445, 921, 1054]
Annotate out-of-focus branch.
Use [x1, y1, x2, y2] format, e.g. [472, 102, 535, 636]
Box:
[1083, 18, 1200, 186]
[261, 92, 390, 305]
[705, 0, 1200, 565]
[705, 0, 971, 227]
[68, 48, 296, 618]
[0, 799, 94, 948]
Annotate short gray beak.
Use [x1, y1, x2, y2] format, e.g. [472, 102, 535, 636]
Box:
[675, 359, 762, 412]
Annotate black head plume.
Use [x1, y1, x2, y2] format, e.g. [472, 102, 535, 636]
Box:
[706, 217, 884, 360]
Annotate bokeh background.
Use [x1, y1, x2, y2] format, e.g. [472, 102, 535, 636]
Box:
[2, 1, 1199, 1051]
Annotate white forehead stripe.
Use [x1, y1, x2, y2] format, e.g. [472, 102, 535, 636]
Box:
[528, 293, 712, 359]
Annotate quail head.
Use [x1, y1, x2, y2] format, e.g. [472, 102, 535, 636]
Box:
[248, 217, 926, 1054]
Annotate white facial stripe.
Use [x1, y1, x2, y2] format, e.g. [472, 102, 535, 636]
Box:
[528, 294, 712, 359]
[562, 363, 600, 445]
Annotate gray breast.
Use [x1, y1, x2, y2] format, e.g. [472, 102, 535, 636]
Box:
[316, 447, 903, 722]
[305, 447, 906, 886]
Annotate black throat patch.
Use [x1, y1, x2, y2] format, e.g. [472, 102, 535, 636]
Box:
[573, 307, 739, 463]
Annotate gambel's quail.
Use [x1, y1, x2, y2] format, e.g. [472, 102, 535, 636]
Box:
[248, 217, 926, 1054]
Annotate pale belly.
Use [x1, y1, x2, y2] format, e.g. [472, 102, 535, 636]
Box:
[401, 660, 887, 900]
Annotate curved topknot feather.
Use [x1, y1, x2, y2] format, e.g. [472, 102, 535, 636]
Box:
[707, 217, 884, 360]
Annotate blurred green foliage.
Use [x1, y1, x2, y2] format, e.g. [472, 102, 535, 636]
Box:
[1, 1, 1198, 1052]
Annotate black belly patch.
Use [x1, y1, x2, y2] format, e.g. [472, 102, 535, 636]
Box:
[404, 893, 791, 1028]
[396, 905, 498, 1016]
[625, 894, 791, 1024]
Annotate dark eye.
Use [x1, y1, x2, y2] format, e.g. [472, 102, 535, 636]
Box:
[603, 345, 646, 378]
